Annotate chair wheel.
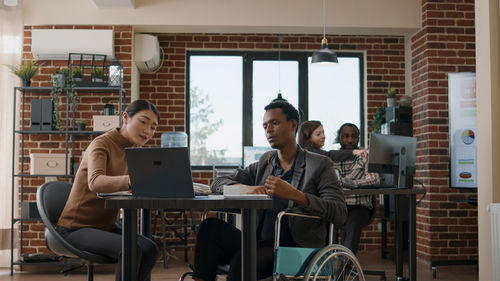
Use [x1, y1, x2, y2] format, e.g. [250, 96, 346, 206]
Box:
[302, 245, 366, 281]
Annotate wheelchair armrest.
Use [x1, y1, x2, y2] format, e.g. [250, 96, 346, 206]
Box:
[274, 211, 335, 249]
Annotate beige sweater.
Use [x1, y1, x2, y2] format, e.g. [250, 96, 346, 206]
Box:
[58, 128, 134, 231]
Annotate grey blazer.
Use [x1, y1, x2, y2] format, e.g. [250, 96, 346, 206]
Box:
[211, 147, 347, 248]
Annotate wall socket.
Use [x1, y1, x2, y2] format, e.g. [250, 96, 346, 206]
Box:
[44, 176, 57, 183]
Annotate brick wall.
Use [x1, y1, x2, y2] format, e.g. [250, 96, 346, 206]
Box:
[18, 25, 133, 255]
[140, 33, 406, 252]
[411, 0, 477, 263]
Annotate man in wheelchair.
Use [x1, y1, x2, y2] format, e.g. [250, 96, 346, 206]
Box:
[192, 97, 348, 281]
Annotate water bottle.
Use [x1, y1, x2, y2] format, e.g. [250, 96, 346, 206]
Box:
[161, 132, 187, 147]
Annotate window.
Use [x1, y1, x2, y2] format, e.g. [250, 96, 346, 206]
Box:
[308, 57, 362, 150]
[187, 51, 364, 167]
[188, 56, 243, 166]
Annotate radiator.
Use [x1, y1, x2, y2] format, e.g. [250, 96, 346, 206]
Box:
[491, 203, 500, 281]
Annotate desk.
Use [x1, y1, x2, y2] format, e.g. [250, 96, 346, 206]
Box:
[105, 197, 272, 281]
[344, 188, 425, 281]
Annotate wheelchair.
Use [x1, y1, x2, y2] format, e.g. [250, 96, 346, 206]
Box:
[179, 211, 365, 281]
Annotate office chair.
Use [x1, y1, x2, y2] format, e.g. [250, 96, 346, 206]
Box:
[36, 181, 118, 281]
[153, 183, 211, 269]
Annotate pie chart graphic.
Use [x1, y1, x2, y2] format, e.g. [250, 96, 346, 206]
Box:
[461, 129, 475, 145]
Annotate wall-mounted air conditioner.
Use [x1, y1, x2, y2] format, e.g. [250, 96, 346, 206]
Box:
[32, 29, 114, 60]
[134, 34, 161, 73]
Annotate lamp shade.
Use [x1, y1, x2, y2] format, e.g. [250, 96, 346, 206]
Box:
[312, 42, 338, 64]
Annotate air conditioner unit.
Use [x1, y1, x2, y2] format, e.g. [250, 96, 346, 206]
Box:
[134, 34, 161, 73]
[32, 29, 114, 60]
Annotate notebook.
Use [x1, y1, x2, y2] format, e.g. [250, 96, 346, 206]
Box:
[125, 147, 196, 198]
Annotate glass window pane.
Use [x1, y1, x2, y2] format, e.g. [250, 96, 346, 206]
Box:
[189, 56, 243, 165]
[308, 57, 361, 150]
[253, 60, 298, 146]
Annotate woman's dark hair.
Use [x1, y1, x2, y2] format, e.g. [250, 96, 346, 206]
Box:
[298, 120, 323, 148]
[335, 123, 359, 143]
[125, 99, 160, 122]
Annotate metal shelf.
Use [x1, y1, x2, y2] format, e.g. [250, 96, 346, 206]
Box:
[11, 84, 124, 275]
[15, 86, 123, 92]
[12, 217, 42, 223]
[15, 130, 105, 135]
[14, 174, 75, 177]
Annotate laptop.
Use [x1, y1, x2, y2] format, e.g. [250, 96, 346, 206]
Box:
[125, 147, 196, 198]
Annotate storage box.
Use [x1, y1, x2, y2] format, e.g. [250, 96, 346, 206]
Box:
[93, 115, 120, 132]
[30, 153, 70, 175]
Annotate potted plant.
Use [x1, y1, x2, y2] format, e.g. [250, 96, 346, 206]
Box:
[386, 88, 397, 107]
[91, 68, 104, 83]
[6, 59, 40, 87]
[51, 68, 77, 131]
[76, 119, 86, 131]
[369, 106, 386, 134]
[72, 66, 83, 82]
[51, 67, 66, 88]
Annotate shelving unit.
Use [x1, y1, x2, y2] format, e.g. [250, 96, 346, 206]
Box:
[10, 86, 124, 275]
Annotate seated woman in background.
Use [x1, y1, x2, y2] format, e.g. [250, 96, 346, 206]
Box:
[56, 99, 160, 281]
[299, 120, 380, 254]
[298, 120, 367, 161]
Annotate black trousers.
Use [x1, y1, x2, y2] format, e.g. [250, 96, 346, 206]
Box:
[193, 218, 279, 281]
[57, 226, 159, 281]
[341, 205, 371, 254]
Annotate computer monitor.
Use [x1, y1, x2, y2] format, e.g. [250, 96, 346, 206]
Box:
[368, 133, 417, 189]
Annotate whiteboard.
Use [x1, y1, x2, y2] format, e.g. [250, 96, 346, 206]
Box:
[448, 72, 477, 188]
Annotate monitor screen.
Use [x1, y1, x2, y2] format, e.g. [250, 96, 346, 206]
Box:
[368, 133, 417, 188]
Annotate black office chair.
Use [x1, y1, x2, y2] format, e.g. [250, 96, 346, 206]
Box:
[36, 181, 118, 281]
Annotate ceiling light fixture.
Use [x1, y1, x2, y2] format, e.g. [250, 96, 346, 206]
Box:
[311, 0, 338, 64]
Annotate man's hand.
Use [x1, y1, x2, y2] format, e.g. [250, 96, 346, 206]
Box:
[265, 176, 309, 207]
[353, 149, 368, 158]
[245, 185, 269, 195]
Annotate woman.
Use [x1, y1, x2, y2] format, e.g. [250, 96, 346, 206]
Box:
[298, 120, 366, 160]
[56, 100, 160, 281]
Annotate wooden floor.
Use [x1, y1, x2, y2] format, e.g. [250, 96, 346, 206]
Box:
[0, 250, 478, 281]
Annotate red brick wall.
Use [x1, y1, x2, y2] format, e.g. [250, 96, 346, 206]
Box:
[18, 25, 133, 255]
[411, 0, 477, 263]
[140, 33, 406, 252]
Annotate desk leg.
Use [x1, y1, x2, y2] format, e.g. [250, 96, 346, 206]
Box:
[395, 195, 403, 280]
[123, 208, 138, 281]
[241, 208, 257, 281]
[141, 209, 151, 281]
[409, 194, 416, 281]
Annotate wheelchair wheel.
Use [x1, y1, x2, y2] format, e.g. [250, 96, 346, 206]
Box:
[302, 244, 365, 281]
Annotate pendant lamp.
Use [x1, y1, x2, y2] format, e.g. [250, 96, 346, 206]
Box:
[311, 0, 338, 64]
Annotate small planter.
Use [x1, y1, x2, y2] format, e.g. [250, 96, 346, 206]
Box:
[22, 80, 31, 87]
[387, 98, 396, 107]
[73, 77, 83, 83]
[92, 78, 104, 83]
[52, 73, 65, 88]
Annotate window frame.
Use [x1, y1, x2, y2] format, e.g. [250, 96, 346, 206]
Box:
[186, 50, 365, 169]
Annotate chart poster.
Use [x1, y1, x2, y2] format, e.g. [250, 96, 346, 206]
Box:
[449, 72, 477, 188]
